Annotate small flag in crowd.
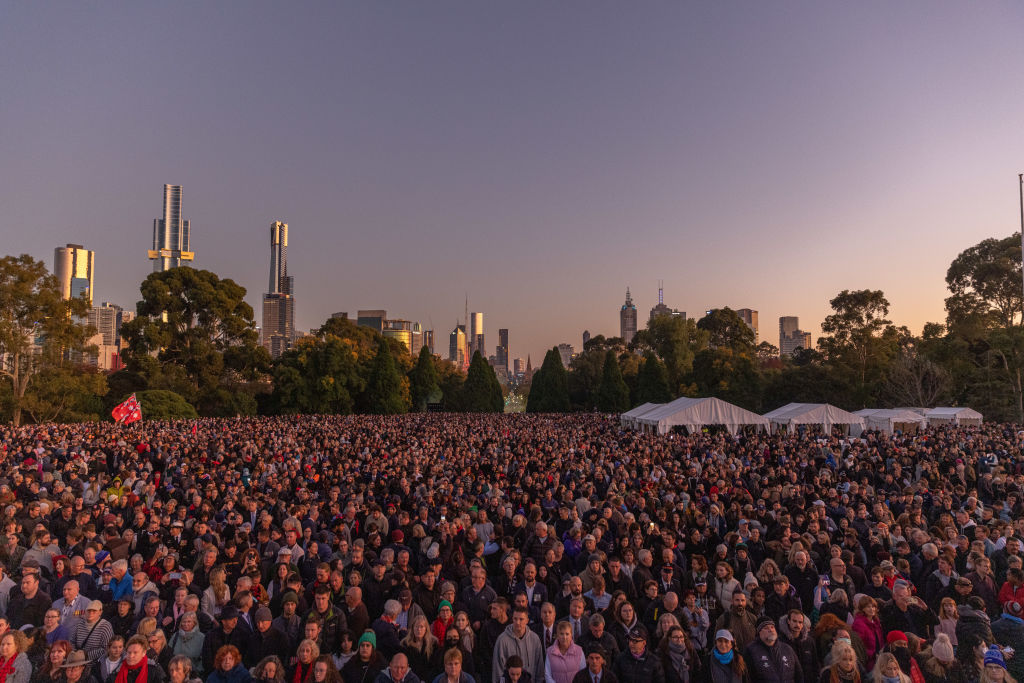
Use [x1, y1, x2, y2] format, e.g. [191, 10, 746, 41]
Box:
[111, 393, 142, 425]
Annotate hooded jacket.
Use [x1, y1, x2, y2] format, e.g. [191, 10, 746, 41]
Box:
[492, 624, 544, 683]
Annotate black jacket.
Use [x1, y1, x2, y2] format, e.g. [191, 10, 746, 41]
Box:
[611, 649, 665, 683]
[201, 627, 254, 673]
[744, 639, 803, 683]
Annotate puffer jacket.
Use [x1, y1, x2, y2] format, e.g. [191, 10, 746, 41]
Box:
[611, 649, 666, 683]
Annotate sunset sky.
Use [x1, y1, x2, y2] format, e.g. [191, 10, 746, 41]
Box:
[3, 2, 1024, 363]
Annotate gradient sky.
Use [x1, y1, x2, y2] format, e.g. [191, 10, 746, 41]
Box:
[3, 2, 1024, 364]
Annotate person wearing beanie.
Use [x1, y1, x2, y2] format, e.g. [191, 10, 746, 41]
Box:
[744, 614, 801, 682]
[920, 633, 961, 683]
[992, 601, 1024, 682]
[984, 646, 1010, 683]
[341, 631, 386, 683]
[431, 601, 455, 644]
[251, 605, 289, 667]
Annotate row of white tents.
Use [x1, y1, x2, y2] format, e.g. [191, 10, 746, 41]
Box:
[620, 398, 982, 436]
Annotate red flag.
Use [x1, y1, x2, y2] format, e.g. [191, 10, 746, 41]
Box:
[112, 394, 142, 425]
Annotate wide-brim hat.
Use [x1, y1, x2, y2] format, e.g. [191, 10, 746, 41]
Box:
[59, 651, 91, 669]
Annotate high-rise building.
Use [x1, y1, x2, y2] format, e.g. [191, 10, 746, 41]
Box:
[357, 310, 387, 334]
[383, 319, 414, 354]
[262, 221, 296, 359]
[449, 324, 468, 369]
[649, 283, 685, 322]
[737, 309, 759, 343]
[54, 244, 94, 304]
[582, 330, 591, 347]
[268, 222, 292, 294]
[469, 312, 484, 358]
[513, 358, 525, 376]
[557, 343, 574, 368]
[620, 288, 637, 343]
[779, 316, 813, 356]
[496, 328, 509, 376]
[148, 184, 193, 272]
[86, 302, 134, 371]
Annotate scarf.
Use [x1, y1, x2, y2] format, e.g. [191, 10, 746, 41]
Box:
[667, 642, 688, 680]
[115, 658, 148, 683]
[292, 661, 312, 683]
[0, 655, 17, 683]
[713, 649, 734, 665]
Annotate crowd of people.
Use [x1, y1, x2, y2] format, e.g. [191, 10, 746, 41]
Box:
[0, 412, 1019, 683]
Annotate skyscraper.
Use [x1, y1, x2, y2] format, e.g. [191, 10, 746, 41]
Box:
[54, 244, 94, 304]
[148, 184, 193, 272]
[779, 316, 812, 356]
[557, 343, 574, 368]
[496, 328, 509, 376]
[620, 288, 637, 343]
[649, 282, 685, 322]
[737, 308, 759, 343]
[262, 221, 295, 359]
[449, 324, 468, 369]
[469, 312, 484, 358]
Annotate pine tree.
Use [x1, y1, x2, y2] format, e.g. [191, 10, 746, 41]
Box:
[636, 351, 673, 405]
[408, 345, 441, 411]
[462, 351, 504, 412]
[595, 350, 630, 412]
[526, 347, 570, 412]
[364, 338, 408, 414]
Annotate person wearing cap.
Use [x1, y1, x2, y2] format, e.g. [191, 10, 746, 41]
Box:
[59, 649, 94, 683]
[983, 646, 1012, 683]
[611, 626, 663, 683]
[571, 644, 618, 683]
[708, 629, 746, 683]
[992, 601, 1024, 681]
[743, 615, 801, 683]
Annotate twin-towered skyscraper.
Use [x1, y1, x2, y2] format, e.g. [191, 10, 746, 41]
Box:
[148, 184, 193, 272]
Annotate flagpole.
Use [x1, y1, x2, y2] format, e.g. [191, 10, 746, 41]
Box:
[1020, 173, 1023, 318]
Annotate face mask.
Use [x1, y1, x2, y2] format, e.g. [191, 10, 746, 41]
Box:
[445, 639, 459, 647]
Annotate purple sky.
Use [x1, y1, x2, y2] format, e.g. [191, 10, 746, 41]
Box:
[4, 3, 1024, 364]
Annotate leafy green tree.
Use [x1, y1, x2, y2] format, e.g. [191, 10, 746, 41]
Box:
[133, 389, 198, 420]
[595, 350, 630, 412]
[697, 308, 756, 351]
[635, 351, 672, 405]
[21, 365, 107, 424]
[461, 351, 503, 412]
[817, 289, 900, 407]
[945, 233, 1022, 332]
[409, 346, 441, 411]
[121, 268, 270, 410]
[0, 254, 96, 426]
[363, 338, 409, 414]
[568, 347, 606, 410]
[526, 347, 570, 412]
[691, 346, 762, 410]
[632, 316, 706, 394]
[434, 356, 466, 411]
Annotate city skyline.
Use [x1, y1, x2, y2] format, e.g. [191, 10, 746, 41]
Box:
[4, 4, 1024, 364]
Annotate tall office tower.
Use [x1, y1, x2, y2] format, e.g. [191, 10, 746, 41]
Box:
[54, 244, 95, 304]
[620, 288, 637, 343]
[424, 330, 434, 355]
[582, 330, 591, 347]
[88, 302, 130, 346]
[779, 316, 812, 356]
[496, 328, 509, 376]
[449, 324, 468, 369]
[557, 343, 574, 368]
[737, 308, 759, 342]
[268, 222, 292, 294]
[513, 358, 525, 376]
[148, 184, 194, 272]
[469, 312, 484, 358]
[261, 222, 296, 359]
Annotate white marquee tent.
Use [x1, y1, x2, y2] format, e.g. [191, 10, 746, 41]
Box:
[620, 402, 662, 428]
[763, 403, 865, 434]
[852, 408, 927, 435]
[926, 407, 983, 426]
[630, 396, 769, 435]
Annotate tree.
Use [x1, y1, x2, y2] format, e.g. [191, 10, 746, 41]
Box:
[635, 351, 672, 405]
[632, 316, 706, 394]
[697, 308, 756, 351]
[526, 348, 570, 412]
[363, 338, 409, 414]
[945, 233, 1022, 332]
[461, 351, 504, 412]
[21, 365, 107, 424]
[882, 350, 951, 408]
[691, 346, 762, 410]
[0, 254, 96, 426]
[408, 346, 441, 411]
[121, 268, 270, 410]
[595, 350, 630, 412]
[817, 289, 899, 407]
[133, 389, 198, 420]
[434, 356, 466, 411]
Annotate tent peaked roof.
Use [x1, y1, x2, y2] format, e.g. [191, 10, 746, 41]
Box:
[763, 402, 865, 431]
[926, 406, 983, 424]
[633, 396, 769, 435]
